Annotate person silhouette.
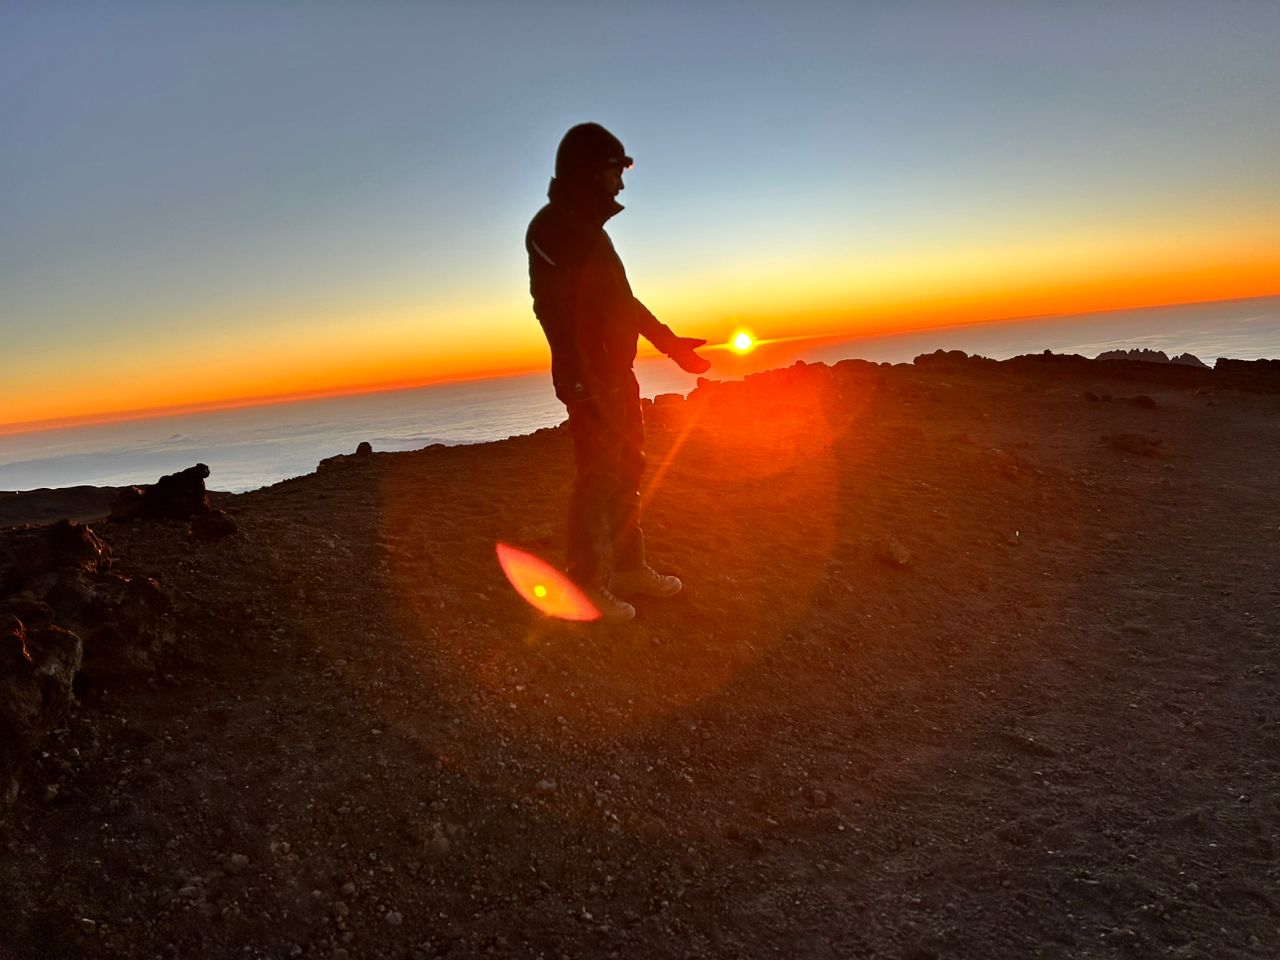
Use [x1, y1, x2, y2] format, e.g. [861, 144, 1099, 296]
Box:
[526, 122, 711, 622]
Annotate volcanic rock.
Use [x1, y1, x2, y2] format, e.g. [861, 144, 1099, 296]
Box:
[0, 517, 174, 738]
[1097, 348, 1173, 363]
[873, 536, 913, 569]
[0, 520, 111, 596]
[1096, 348, 1209, 369]
[1103, 433, 1164, 457]
[0, 612, 83, 801]
[1124, 394, 1158, 409]
[110, 464, 213, 521]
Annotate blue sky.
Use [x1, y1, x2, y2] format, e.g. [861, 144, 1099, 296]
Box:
[2, 1, 1277, 427]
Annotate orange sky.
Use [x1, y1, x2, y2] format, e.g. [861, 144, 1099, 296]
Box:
[3, 250, 1275, 437]
[13, 239, 1272, 437]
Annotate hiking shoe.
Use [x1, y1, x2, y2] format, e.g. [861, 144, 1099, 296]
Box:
[611, 567, 683, 599]
[583, 586, 636, 623]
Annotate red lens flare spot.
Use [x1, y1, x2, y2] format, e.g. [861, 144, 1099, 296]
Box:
[496, 543, 599, 621]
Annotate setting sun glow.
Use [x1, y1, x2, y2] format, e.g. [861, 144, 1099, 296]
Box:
[731, 331, 756, 353]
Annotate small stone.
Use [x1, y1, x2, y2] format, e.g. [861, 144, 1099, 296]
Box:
[535, 779, 557, 795]
[226, 853, 250, 874]
[385, 910, 404, 926]
[332, 901, 350, 918]
[873, 537, 912, 570]
[177, 886, 200, 900]
[76, 917, 97, 935]
[340, 881, 356, 896]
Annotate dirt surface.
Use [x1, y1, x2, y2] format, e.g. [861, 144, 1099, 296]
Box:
[2, 358, 1278, 959]
[0, 486, 128, 527]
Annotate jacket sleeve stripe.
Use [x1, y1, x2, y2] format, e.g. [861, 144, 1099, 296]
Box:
[530, 239, 557, 266]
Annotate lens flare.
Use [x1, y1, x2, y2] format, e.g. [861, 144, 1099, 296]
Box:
[731, 330, 755, 353]
[496, 543, 599, 621]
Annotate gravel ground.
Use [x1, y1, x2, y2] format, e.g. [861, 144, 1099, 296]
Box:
[2, 357, 1277, 959]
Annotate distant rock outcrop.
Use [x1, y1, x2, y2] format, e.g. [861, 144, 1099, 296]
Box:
[110, 463, 236, 540]
[110, 463, 213, 521]
[1214, 357, 1280, 391]
[1096, 348, 1207, 368]
[913, 349, 997, 373]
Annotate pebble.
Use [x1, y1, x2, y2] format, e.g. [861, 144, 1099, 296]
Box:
[535, 779, 557, 794]
[226, 853, 250, 874]
[340, 881, 356, 896]
[76, 917, 97, 935]
[385, 910, 404, 926]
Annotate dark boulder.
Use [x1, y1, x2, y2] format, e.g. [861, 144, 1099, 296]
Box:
[1109, 394, 1159, 409]
[0, 520, 111, 596]
[0, 517, 177, 800]
[110, 463, 212, 521]
[0, 612, 83, 801]
[36, 568, 173, 687]
[355, 441, 373, 456]
[1103, 433, 1164, 457]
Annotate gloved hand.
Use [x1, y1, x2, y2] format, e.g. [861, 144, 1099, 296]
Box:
[668, 336, 711, 374]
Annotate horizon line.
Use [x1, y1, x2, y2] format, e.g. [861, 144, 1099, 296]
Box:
[2, 291, 1274, 439]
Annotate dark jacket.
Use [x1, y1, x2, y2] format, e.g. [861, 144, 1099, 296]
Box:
[527, 177, 678, 403]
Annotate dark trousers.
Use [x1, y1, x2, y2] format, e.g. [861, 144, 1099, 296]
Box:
[563, 375, 646, 588]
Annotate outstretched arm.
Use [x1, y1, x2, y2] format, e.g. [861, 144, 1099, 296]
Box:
[635, 299, 711, 374]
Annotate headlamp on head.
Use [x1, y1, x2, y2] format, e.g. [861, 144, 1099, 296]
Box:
[555, 122, 633, 179]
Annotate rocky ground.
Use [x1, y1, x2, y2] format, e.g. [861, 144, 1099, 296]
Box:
[1, 353, 1277, 959]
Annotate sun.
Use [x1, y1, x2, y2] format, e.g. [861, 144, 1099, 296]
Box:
[731, 330, 755, 353]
